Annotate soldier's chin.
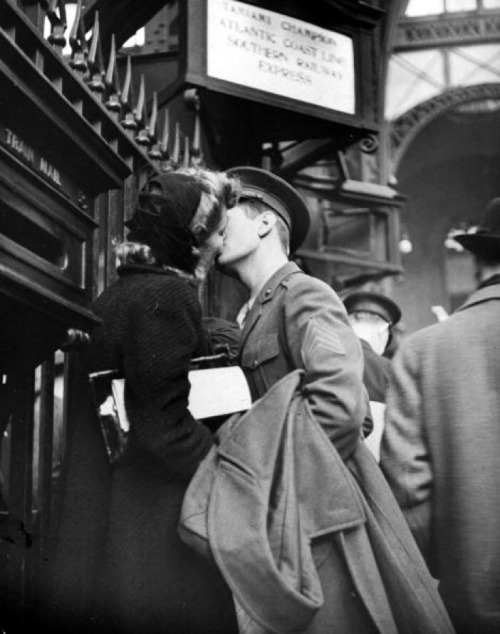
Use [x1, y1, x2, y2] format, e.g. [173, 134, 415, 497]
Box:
[215, 254, 227, 271]
[215, 255, 239, 279]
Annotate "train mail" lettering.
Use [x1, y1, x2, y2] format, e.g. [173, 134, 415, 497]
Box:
[5, 128, 62, 187]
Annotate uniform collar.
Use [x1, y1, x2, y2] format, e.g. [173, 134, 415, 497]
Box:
[255, 261, 301, 306]
[238, 261, 301, 348]
[477, 273, 500, 290]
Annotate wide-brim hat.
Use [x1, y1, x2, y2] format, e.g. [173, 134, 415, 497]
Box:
[343, 291, 402, 326]
[453, 197, 500, 258]
[227, 166, 310, 254]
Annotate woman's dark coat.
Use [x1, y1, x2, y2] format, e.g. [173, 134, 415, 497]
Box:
[45, 265, 237, 634]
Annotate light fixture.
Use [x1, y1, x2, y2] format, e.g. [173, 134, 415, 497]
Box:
[399, 227, 413, 254]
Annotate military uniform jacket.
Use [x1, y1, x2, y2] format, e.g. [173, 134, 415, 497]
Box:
[238, 261, 366, 459]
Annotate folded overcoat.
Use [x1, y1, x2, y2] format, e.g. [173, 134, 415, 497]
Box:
[180, 370, 454, 634]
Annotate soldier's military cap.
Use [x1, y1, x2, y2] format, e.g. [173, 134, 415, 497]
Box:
[343, 291, 402, 326]
[227, 166, 310, 254]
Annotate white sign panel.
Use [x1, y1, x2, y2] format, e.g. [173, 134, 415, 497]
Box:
[207, 0, 355, 115]
[188, 366, 252, 419]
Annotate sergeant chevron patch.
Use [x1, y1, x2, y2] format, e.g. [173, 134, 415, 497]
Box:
[301, 316, 346, 364]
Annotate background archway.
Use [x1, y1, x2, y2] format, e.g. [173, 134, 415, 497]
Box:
[389, 85, 500, 333]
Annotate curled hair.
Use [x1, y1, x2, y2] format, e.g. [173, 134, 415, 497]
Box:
[115, 241, 155, 267]
[116, 167, 240, 269]
[178, 167, 240, 246]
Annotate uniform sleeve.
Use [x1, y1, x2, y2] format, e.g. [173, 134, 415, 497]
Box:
[124, 282, 213, 481]
[380, 337, 433, 557]
[283, 279, 367, 459]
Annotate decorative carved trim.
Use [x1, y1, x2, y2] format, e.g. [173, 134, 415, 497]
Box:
[360, 133, 379, 154]
[394, 14, 500, 51]
[390, 83, 500, 169]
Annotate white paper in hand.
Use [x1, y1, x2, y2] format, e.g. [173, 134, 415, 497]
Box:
[188, 366, 252, 419]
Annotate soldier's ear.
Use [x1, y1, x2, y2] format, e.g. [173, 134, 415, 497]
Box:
[257, 211, 276, 238]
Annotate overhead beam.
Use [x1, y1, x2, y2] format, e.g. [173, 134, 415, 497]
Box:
[278, 139, 338, 177]
[394, 13, 500, 52]
[320, 0, 385, 30]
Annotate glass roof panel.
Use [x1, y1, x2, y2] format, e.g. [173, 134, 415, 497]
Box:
[446, 0, 477, 11]
[389, 0, 500, 120]
[406, 0, 444, 16]
[406, 0, 480, 14]
[386, 50, 445, 119]
[449, 45, 500, 85]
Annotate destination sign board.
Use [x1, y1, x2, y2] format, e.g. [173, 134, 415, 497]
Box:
[206, 0, 356, 115]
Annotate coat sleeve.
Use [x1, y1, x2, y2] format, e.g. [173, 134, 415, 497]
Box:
[124, 281, 213, 481]
[380, 337, 433, 558]
[283, 278, 367, 459]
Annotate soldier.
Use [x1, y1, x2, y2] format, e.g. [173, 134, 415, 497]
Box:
[215, 166, 453, 634]
[219, 167, 367, 459]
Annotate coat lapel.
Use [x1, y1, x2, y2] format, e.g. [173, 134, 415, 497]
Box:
[239, 302, 262, 353]
[238, 262, 300, 354]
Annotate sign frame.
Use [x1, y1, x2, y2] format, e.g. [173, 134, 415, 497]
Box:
[183, 0, 378, 131]
[206, 0, 356, 116]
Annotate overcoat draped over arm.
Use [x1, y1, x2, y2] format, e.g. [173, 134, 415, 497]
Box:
[180, 370, 454, 634]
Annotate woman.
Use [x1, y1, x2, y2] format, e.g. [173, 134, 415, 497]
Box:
[47, 169, 239, 634]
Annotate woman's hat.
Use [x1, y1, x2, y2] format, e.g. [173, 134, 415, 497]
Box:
[227, 166, 310, 254]
[125, 171, 202, 270]
[343, 291, 402, 326]
[127, 172, 203, 229]
[453, 197, 500, 258]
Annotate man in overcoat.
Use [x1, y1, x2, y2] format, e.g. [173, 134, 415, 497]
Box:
[380, 197, 500, 633]
[216, 166, 453, 633]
